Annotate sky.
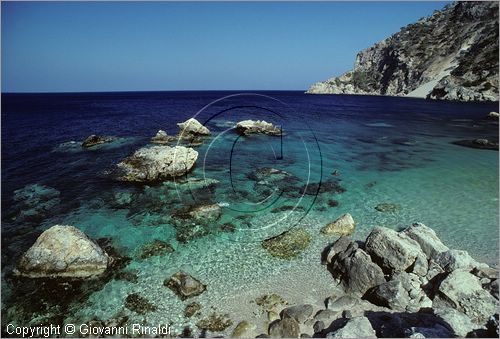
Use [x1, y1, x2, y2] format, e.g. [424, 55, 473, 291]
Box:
[2, 1, 449, 93]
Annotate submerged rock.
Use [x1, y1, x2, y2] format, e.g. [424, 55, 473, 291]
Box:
[11, 184, 61, 222]
[452, 139, 499, 150]
[255, 293, 288, 312]
[136, 240, 174, 260]
[81, 135, 115, 148]
[262, 229, 312, 260]
[150, 130, 177, 144]
[164, 272, 206, 300]
[15, 225, 110, 279]
[124, 293, 157, 314]
[321, 213, 355, 236]
[188, 204, 221, 222]
[197, 313, 233, 332]
[178, 118, 210, 136]
[374, 203, 401, 212]
[184, 302, 202, 317]
[116, 145, 198, 182]
[236, 120, 282, 136]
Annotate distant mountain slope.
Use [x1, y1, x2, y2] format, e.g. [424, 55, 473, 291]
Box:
[306, 1, 499, 102]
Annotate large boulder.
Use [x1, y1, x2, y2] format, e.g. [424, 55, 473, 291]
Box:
[236, 120, 282, 136]
[364, 280, 410, 310]
[268, 317, 300, 338]
[164, 272, 206, 300]
[15, 225, 110, 278]
[433, 249, 485, 272]
[365, 226, 426, 274]
[281, 304, 314, 323]
[325, 316, 376, 338]
[321, 213, 355, 236]
[177, 118, 210, 136]
[402, 223, 448, 258]
[433, 307, 478, 337]
[324, 237, 352, 264]
[116, 145, 198, 182]
[330, 245, 386, 295]
[436, 269, 498, 324]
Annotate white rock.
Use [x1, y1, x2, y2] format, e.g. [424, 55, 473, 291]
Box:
[15, 225, 109, 278]
[177, 118, 210, 136]
[116, 145, 198, 182]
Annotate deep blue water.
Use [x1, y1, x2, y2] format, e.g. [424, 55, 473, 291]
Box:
[1, 91, 499, 332]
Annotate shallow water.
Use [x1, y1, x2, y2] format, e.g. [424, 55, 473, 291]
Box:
[1, 91, 498, 335]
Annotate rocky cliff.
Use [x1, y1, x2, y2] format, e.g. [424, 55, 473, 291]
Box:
[307, 1, 499, 102]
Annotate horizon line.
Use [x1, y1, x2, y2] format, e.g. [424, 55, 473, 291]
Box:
[1, 89, 308, 95]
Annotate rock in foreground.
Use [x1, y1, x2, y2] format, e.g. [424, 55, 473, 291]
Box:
[15, 225, 110, 278]
[322, 222, 498, 337]
[236, 120, 282, 136]
[116, 145, 198, 182]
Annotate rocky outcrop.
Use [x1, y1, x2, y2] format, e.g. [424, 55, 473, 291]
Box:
[177, 118, 210, 136]
[116, 145, 198, 182]
[307, 2, 498, 102]
[15, 225, 110, 278]
[236, 120, 282, 136]
[322, 223, 498, 337]
[81, 135, 115, 148]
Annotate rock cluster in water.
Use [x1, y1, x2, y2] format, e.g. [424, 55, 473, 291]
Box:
[236, 120, 282, 136]
[307, 2, 498, 102]
[15, 225, 110, 279]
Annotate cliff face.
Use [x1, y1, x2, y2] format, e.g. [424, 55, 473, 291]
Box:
[307, 1, 499, 102]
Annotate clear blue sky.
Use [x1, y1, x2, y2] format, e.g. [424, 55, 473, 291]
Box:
[2, 1, 449, 92]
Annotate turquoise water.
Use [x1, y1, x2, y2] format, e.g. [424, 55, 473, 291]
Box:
[1, 91, 498, 335]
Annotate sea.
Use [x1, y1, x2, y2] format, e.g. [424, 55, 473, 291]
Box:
[1, 91, 498, 335]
